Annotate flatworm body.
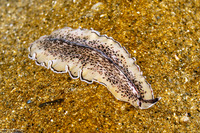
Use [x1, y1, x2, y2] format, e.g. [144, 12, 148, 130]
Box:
[28, 27, 160, 109]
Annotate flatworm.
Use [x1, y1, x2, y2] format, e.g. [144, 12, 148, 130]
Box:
[28, 27, 160, 109]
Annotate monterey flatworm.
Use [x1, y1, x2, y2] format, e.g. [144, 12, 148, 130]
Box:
[28, 27, 160, 109]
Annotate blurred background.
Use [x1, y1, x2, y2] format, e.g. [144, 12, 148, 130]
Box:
[0, 0, 199, 132]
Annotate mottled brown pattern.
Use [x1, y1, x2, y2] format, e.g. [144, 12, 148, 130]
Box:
[38, 38, 138, 101]
[49, 28, 149, 99]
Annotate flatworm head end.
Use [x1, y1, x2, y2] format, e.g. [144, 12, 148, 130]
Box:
[137, 97, 161, 109]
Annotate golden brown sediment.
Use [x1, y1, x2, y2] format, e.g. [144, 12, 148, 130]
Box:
[1, 0, 199, 132]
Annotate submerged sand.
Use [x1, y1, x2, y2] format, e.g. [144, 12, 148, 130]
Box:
[0, 0, 199, 132]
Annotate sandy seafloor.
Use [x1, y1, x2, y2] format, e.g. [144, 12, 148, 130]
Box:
[0, 0, 199, 132]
